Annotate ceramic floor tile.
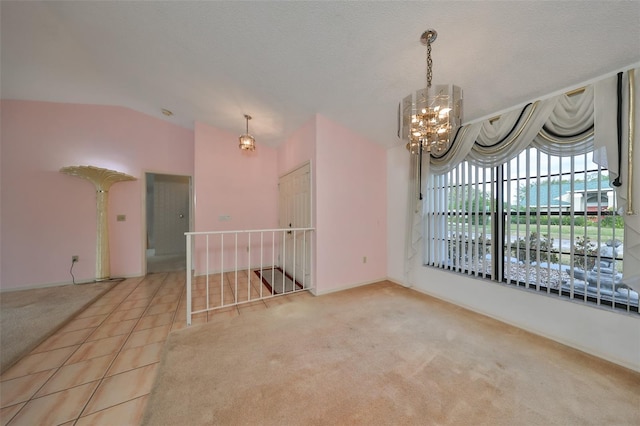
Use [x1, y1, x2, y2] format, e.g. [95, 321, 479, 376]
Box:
[144, 301, 178, 316]
[8, 381, 98, 426]
[34, 354, 115, 398]
[65, 335, 127, 365]
[191, 297, 207, 311]
[123, 324, 170, 350]
[0, 402, 25, 426]
[87, 318, 137, 341]
[96, 290, 133, 304]
[114, 297, 152, 311]
[75, 395, 148, 426]
[149, 293, 181, 305]
[107, 342, 164, 376]
[155, 285, 182, 295]
[104, 307, 146, 324]
[1, 271, 303, 425]
[76, 303, 118, 319]
[82, 363, 157, 416]
[222, 293, 238, 305]
[0, 369, 56, 408]
[208, 283, 226, 295]
[57, 314, 109, 333]
[1, 346, 77, 381]
[90, 294, 129, 307]
[134, 312, 174, 332]
[126, 289, 159, 301]
[154, 291, 181, 300]
[31, 327, 95, 353]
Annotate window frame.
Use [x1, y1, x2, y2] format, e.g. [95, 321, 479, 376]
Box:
[423, 148, 635, 313]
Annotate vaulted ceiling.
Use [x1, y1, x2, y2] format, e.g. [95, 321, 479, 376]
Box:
[2, 1, 639, 148]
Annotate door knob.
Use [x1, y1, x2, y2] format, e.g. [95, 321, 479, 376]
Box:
[179, 214, 184, 218]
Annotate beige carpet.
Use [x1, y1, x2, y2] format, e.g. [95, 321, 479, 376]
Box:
[143, 281, 640, 425]
[0, 281, 117, 373]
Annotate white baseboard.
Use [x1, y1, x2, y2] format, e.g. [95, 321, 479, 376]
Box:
[312, 277, 388, 296]
[1, 273, 145, 293]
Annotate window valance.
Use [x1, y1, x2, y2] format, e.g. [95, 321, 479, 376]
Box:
[429, 84, 596, 174]
[413, 66, 640, 283]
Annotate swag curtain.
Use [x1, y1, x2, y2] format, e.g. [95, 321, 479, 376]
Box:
[430, 85, 595, 174]
[405, 67, 639, 283]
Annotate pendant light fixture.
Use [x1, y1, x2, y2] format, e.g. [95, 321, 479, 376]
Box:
[402, 29, 463, 155]
[239, 114, 256, 151]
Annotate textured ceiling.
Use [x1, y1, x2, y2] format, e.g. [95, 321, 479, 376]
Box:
[2, 1, 639, 148]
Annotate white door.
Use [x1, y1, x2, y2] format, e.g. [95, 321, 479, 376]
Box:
[279, 163, 311, 287]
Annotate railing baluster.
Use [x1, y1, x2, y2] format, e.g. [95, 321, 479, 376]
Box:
[303, 230, 307, 289]
[293, 230, 296, 292]
[260, 232, 264, 299]
[183, 228, 314, 324]
[206, 234, 210, 311]
[186, 233, 192, 326]
[221, 234, 224, 307]
[235, 233, 238, 304]
[282, 230, 286, 293]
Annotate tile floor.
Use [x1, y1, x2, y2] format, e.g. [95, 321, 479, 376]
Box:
[0, 270, 310, 425]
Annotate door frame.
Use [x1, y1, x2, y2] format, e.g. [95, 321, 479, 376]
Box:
[142, 171, 194, 275]
[278, 161, 313, 289]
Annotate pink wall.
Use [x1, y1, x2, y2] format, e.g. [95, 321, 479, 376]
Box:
[1, 101, 387, 294]
[277, 116, 318, 288]
[0, 100, 194, 290]
[277, 117, 316, 176]
[193, 121, 279, 273]
[315, 115, 387, 293]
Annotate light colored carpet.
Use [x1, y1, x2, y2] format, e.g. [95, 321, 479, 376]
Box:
[0, 281, 117, 373]
[143, 281, 640, 425]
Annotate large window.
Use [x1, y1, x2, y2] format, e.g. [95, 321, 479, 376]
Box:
[424, 147, 637, 312]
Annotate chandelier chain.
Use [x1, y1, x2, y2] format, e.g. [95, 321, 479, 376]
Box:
[426, 41, 433, 88]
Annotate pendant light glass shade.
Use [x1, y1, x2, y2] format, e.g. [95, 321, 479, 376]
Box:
[401, 29, 463, 156]
[239, 114, 256, 151]
[407, 84, 463, 155]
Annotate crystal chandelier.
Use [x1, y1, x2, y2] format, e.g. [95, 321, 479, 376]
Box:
[402, 29, 462, 155]
[239, 114, 256, 151]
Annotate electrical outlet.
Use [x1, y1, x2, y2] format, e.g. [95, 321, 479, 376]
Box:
[72, 255, 79, 263]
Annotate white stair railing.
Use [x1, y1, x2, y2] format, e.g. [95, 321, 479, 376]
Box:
[185, 228, 314, 325]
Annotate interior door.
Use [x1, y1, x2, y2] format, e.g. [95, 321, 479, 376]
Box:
[279, 163, 311, 287]
[153, 174, 190, 255]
